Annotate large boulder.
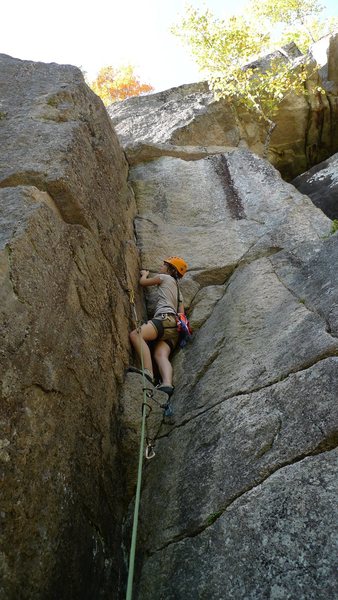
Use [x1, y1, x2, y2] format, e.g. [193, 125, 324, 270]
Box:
[108, 81, 250, 162]
[109, 35, 338, 180]
[0, 54, 138, 599]
[292, 152, 338, 219]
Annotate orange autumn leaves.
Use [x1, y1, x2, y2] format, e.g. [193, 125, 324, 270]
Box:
[90, 65, 154, 105]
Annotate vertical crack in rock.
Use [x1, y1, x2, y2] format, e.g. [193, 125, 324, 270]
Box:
[211, 154, 246, 220]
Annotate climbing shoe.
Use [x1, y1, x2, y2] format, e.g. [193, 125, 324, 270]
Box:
[127, 367, 154, 385]
[163, 402, 174, 417]
[157, 384, 174, 397]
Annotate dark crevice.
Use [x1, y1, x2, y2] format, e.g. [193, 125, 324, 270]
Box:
[211, 154, 246, 219]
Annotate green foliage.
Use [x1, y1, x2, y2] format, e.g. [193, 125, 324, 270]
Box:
[173, 9, 265, 83]
[0, 111, 7, 120]
[173, 8, 270, 72]
[331, 219, 338, 234]
[250, 0, 338, 52]
[279, 16, 338, 52]
[173, 0, 335, 146]
[249, 0, 323, 28]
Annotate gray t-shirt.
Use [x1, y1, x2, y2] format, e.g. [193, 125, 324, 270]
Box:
[154, 274, 183, 317]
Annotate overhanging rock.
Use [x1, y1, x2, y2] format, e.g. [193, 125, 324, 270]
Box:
[109, 34, 338, 180]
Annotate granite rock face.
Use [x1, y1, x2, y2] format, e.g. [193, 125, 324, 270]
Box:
[138, 448, 338, 600]
[121, 100, 338, 595]
[129, 149, 331, 294]
[292, 152, 338, 219]
[0, 54, 138, 599]
[132, 214, 338, 599]
[108, 81, 248, 160]
[135, 236, 338, 545]
[109, 34, 338, 180]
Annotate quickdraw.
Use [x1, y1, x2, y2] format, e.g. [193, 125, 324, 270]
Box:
[141, 387, 173, 459]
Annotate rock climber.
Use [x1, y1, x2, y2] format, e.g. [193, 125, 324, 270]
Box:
[128, 256, 188, 397]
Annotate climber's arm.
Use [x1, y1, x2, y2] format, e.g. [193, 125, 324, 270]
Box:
[139, 270, 161, 287]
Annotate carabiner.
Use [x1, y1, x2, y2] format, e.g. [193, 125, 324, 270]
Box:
[145, 443, 156, 460]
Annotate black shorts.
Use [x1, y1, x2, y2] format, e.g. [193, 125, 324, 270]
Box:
[149, 314, 178, 351]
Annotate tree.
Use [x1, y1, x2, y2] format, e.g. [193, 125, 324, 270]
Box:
[249, 0, 338, 52]
[172, 1, 334, 150]
[89, 65, 154, 106]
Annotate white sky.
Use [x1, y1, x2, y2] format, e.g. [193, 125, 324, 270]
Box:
[2, 0, 337, 92]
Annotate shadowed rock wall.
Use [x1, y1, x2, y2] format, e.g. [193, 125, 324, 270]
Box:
[0, 54, 139, 599]
[292, 152, 338, 219]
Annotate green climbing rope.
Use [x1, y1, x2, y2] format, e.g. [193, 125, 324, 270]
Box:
[125, 382, 147, 600]
[125, 293, 148, 600]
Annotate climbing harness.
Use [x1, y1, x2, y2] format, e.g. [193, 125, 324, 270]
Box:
[174, 280, 193, 348]
[127, 285, 175, 432]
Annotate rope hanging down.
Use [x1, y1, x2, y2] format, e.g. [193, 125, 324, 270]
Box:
[125, 287, 149, 600]
[125, 348, 148, 600]
[125, 286, 171, 599]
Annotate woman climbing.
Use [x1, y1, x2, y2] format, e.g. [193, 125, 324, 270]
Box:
[128, 256, 188, 396]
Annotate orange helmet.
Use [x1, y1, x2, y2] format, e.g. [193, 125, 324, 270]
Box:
[164, 256, 188, 277]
